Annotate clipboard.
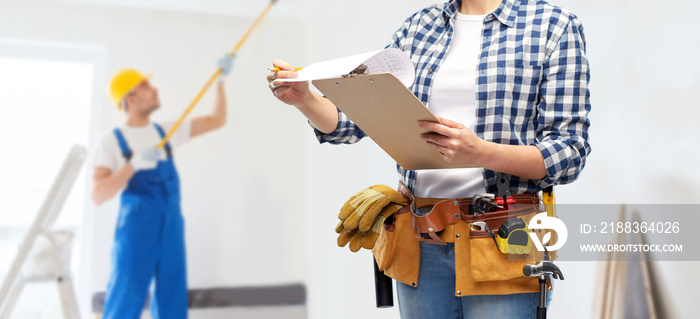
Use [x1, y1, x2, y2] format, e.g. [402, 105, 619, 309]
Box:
[313, 72, 472, 170]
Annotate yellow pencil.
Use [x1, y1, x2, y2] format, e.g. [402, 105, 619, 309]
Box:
[268, 67, 303, 71]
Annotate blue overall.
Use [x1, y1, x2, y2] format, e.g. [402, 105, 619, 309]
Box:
[103, 123, 188, 319]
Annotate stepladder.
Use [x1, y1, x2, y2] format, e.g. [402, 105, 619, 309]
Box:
[0, 145, 86, 319]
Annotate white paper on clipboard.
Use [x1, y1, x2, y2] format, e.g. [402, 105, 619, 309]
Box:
[279, 48, 415, 87]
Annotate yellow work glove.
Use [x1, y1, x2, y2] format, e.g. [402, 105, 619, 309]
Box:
[338, 185, 408, 233]
[337, 203, 404, 252]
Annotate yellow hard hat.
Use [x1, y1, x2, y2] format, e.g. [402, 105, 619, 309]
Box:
[108, 68, 153, 111]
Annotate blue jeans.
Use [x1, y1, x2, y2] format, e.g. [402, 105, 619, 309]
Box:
[396, 242, 552, 319]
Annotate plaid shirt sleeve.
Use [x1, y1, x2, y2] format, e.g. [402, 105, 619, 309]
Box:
[312, 109, 366, 144]
[533, 15, 591, 189]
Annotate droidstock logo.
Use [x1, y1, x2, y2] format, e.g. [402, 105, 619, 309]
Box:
[527, 212, 568, 251]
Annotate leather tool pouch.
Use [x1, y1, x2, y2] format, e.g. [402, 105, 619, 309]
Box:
[372, 209, 420, 286]
[410, 199, 462, 245]
[465, 208, 543, 283]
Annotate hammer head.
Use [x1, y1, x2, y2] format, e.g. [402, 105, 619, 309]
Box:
[523, 261, 565, 280]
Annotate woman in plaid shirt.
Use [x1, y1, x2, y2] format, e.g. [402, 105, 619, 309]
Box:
[268, 0, 590, 317]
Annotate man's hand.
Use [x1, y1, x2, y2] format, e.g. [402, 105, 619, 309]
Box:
[130, 147, 161, 171]
[218, 53, 235, 79]
[92, 147, 160, 205]
[267, 59, 311, 108]
[418, 116, 488, 167]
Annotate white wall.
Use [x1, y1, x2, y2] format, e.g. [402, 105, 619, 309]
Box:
[545, 1, 700, 318]
[1, 0, 699, 318]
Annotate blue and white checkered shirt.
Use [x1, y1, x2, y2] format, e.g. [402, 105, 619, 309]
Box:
[314, 0, 591, 195]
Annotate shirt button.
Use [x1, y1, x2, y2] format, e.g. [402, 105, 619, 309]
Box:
[428, 68, 433, 74]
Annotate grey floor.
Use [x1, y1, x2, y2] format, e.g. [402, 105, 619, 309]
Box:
[114, 306, 307, 319]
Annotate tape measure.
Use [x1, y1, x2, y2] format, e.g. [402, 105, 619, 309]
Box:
[495, 218, 532, 255]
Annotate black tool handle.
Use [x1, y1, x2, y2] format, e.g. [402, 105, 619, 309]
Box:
[537, 276, 547, 319]
[373, 257, 394, 308]
[537, 306, 547, 319]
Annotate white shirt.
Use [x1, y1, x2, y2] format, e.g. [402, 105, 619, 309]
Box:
[93, 119, 192, 172]
[413, 12, 487, 198]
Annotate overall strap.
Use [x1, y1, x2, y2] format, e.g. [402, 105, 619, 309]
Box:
[152, 123, 173, 158]
[112, 128, 132, 161]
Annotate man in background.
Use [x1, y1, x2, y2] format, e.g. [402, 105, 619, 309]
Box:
[91, 54, 233, 319]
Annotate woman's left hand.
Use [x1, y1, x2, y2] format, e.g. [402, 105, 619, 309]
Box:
[418, 116, 489, 167]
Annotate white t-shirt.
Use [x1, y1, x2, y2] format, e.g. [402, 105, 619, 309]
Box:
[93, 119, 192, 172]
[413, 12, 488, 199]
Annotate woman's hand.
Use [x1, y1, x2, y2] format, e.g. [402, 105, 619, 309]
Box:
[266, 59, 340, 134]
[267, 59, 311, 108]
[419, 116, 547, 179]
[418, 116, 487, 167]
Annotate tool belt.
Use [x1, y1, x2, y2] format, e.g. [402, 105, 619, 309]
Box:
[373, 182, 554, 296]
[398, 182, 542, 246]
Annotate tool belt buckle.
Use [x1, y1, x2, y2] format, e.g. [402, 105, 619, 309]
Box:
[470, 221, 489, 232]
[410, 200, 461, 245]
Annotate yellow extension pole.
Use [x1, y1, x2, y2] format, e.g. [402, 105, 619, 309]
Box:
[157, 0, 279, 149]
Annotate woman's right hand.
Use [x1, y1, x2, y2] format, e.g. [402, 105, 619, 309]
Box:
[267, 59, 310, 108]
[266, 59, 340, 134]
